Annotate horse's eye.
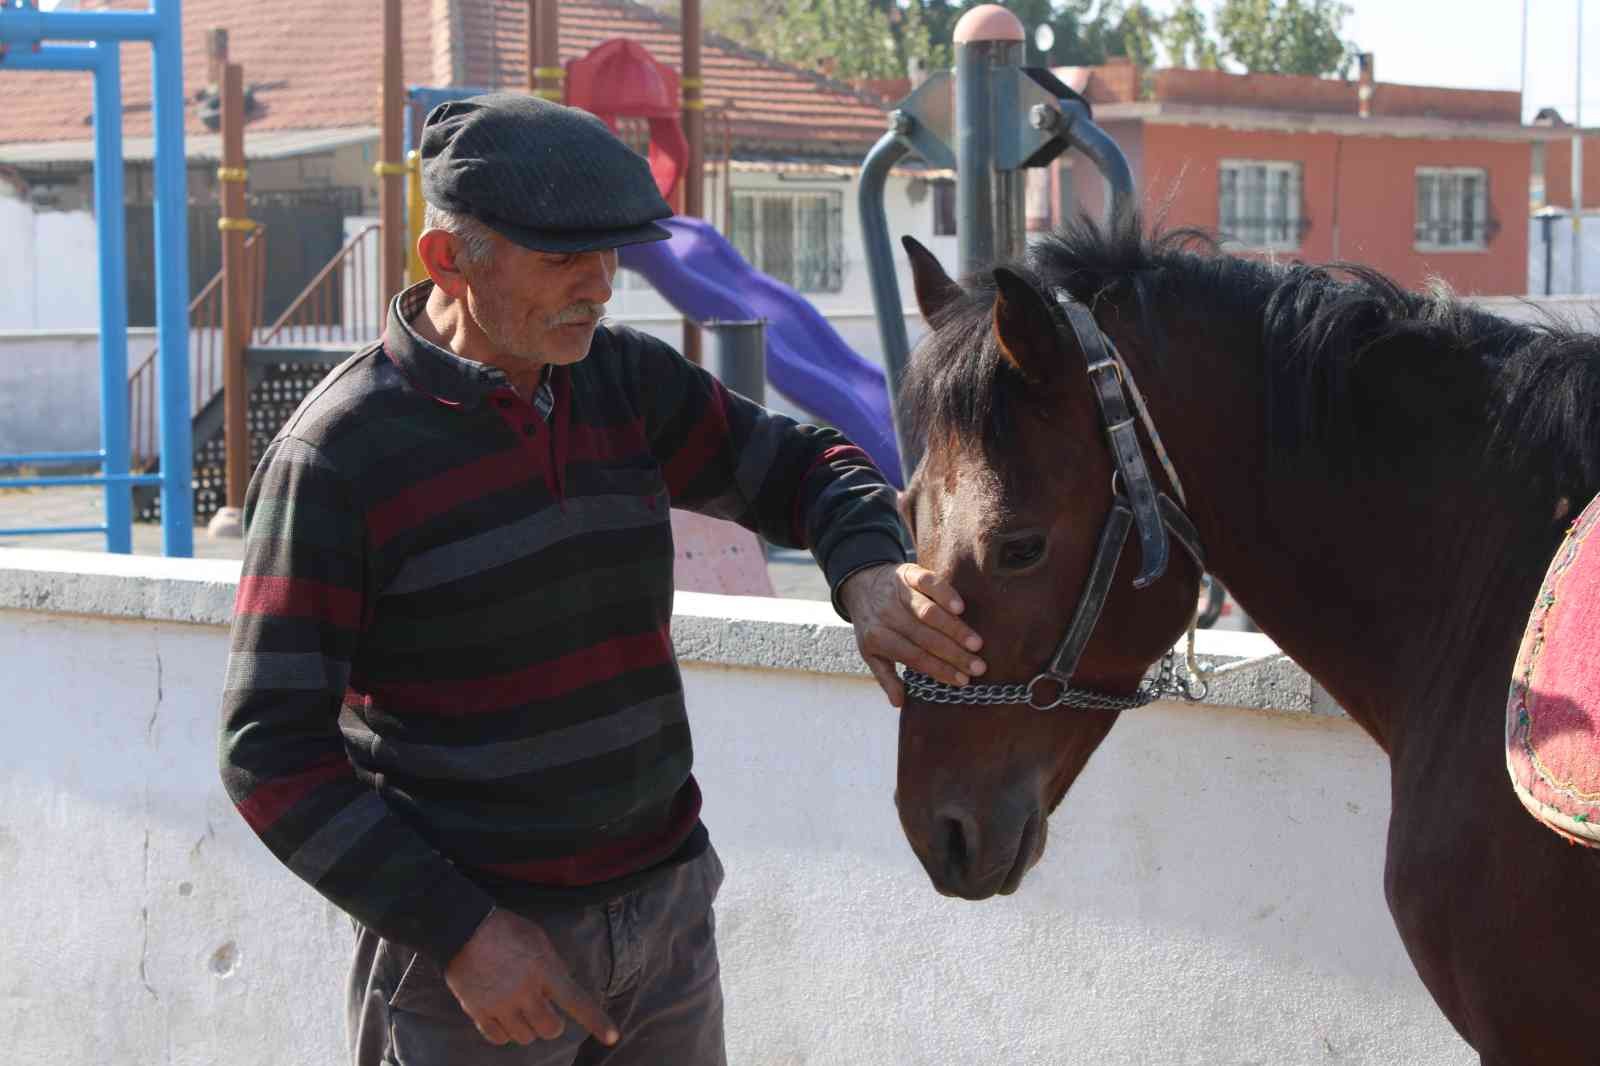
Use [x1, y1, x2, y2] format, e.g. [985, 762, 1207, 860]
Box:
[996, 533, 1048, 573]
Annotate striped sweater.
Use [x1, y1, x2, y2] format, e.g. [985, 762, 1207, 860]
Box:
[218, 283, 907, 966]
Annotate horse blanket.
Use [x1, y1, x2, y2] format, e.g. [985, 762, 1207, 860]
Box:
[1508, 493, 1600, 848]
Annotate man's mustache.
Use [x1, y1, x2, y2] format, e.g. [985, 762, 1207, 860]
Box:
[548, 300, 606, 326]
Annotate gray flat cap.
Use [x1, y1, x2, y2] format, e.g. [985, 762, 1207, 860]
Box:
[420, 92, 673, 253]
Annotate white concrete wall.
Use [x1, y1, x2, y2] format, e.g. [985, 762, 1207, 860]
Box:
[0, 195, 102, 331]
[0, 549, 1473, 1065]
[0, 328, 220, 457]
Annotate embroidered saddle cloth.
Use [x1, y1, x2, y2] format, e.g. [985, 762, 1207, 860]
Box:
[1508, 492, 1600, 848]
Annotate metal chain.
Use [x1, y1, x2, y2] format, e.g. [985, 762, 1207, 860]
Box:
[901, 650, 1206, 712]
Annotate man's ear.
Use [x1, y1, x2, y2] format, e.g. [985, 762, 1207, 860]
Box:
[991, 267, 1060, 384]
[417, 229, 469, 298]
[903, 235, 961, 321]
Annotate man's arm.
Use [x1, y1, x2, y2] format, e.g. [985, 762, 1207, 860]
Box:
[632, 333, 985, 703]
[218, 436, 496, 963]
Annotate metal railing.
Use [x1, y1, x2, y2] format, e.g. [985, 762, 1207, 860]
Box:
[128, 228, 265, 469]
[256, 224, 383, 348]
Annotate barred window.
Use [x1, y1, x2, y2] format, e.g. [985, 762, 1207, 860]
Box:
[1415, 167, 1490, 250]
[728, 190, 844, 293]
[1218, 160, 1303, 251]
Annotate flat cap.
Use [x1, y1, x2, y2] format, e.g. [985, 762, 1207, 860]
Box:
[420, 92, 672, 253]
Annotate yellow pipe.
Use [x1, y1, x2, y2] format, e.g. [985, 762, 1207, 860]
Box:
[406, 150, 426, 285]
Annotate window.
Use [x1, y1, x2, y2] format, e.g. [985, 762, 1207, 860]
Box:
[1218, 160, 1303, 251]
[1415, 167, 1491, 250]
[728, 190, 844, 292]
[932, 180, 957, 237]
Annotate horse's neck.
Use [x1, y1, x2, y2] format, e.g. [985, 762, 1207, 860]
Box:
[1138, 327, 1559, 754]
[1220, 465, 1549, 752]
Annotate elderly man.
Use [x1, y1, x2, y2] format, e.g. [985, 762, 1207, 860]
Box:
[219, 93, 985, 1066]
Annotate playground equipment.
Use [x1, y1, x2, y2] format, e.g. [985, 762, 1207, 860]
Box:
[0, 0, 193, 555]
[618, 217, 901, 485]
[858, 3, 1136, 476]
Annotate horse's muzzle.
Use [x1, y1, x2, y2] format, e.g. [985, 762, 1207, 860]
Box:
[902, 800, 1046, 900]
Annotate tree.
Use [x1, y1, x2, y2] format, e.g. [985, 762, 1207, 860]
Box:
[1213, 0, 1356, 77]
[1162, 0, 1220, 69]
[706, 0, 947, 81]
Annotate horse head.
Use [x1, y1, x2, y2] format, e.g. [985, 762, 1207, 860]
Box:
[894, 235, 1201, 900]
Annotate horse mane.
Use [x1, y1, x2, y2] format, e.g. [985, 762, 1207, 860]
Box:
[901, 212, 1600, 504]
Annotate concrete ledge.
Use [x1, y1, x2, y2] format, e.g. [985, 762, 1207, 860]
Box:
[0, 547, 1323, 715]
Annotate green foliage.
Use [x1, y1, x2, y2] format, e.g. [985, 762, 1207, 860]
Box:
[1162, 0, 1220, 69]
[1212, 0, 1356, 77]
[703, 0, 1355, 82]
[706, 0, 946, 81]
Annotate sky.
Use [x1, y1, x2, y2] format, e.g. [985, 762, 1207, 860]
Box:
[1145, 0, 1590, 124]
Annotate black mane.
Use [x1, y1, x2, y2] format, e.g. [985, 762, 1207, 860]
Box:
[901, 213, 1600, 505]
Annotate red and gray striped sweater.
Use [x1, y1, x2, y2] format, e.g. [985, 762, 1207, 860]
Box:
[219, 286, 907, 966]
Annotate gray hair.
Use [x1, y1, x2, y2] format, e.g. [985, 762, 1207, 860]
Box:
[422, 202, 497, 267]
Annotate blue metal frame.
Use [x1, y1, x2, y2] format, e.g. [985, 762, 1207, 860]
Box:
[0, 0, 192, 555]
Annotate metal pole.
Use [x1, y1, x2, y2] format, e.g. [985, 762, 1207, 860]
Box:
[530, 0, 561, 100]
[379, 0, 406, 307]
[220, 59, 250, 519]
[1522, 0, 1531, 122]
[681, 0, 704, 365]
[152, 0, 194, 556]
[91, 42, 131, 553]
[1575, 0, 1585, 295]
[954, 5, 1026, 274]
[954, 31, 994, 273]
[703, 320, 765, 405]
[1059, 100, 1135, 229]
[1544, 213, 1556, 295]
[859, 123, 914, 477]
[0, 10, 160, 41]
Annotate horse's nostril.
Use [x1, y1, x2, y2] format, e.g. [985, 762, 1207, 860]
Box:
[941, 815, 970, 875]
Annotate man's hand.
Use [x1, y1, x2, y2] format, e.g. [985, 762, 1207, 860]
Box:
[444, 908, 619, 1048]
[839, 562, 986, 707]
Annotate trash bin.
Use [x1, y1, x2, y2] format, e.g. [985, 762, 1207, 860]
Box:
[702, 319, 766, 405]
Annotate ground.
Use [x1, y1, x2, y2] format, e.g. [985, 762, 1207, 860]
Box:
[0, 485, 834, 598]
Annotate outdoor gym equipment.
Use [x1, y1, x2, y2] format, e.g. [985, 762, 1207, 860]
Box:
[858, 3, 1136, 477]
[0, 0, 193, 555]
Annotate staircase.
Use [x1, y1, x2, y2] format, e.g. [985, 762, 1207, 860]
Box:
[132, 224, 383, 522]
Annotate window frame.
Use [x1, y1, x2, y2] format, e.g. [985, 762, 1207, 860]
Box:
[1216, 158, 1306, 253]
[1413, 165, 1493, 253]
[727, 187, 845, 294]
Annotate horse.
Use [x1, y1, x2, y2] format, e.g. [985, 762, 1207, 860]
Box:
[891, 215, 1600, 1064]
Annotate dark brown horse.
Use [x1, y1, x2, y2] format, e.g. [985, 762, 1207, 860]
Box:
[893, 217, 1600, 1064]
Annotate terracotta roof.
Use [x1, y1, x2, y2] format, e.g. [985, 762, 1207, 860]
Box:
[0, 0, 888, 160]
[462, 0, 889, 159]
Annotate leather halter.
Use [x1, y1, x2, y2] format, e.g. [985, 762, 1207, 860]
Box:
[902, 286, 1207, 712]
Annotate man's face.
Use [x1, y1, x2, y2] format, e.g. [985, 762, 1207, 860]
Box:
[461, 236, 619, 367]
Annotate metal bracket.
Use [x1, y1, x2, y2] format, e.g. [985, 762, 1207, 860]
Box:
[993, 67, 1085, 170]
[889, 70, 956, 171]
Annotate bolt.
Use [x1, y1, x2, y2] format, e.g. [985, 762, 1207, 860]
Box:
[889, 109, 913, 135]
[1029, 104, 1061, 132]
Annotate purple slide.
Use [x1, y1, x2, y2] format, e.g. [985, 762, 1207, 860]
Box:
[618, 215, 903, 485]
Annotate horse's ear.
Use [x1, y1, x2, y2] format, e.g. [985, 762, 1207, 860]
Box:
[992, 267, 1058, 384]
[902, 236, 961, 320]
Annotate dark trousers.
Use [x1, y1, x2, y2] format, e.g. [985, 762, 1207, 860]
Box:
[348, 846, 726, 1066]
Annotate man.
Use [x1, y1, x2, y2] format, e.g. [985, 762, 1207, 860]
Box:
[218, 93, 986, 1066]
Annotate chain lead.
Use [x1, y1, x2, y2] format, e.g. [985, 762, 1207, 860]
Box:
[902, 649, 1204, 713]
